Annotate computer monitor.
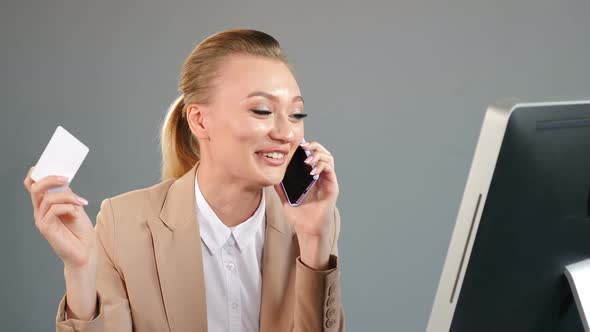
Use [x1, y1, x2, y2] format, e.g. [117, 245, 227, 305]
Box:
[427, 100, 590, 332]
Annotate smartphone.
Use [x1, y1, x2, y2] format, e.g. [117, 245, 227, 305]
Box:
[281, 139, 319, 206]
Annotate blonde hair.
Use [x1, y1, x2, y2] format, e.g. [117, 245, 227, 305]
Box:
[160, 29, 290, 181]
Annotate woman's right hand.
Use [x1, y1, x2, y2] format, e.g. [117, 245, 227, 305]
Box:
[23, 167, 97, 270]
[24, 167, 99, 320]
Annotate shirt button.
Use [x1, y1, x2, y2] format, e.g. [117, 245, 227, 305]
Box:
[227, 263, 235, 271]
[231, 303, 238, 310]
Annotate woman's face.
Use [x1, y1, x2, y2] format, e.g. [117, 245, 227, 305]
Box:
[192, 54, 305, 188]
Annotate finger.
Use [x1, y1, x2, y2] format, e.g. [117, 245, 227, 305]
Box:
[311, 160, 338, 186]
[305, 152, 334, 168]
[300, 141, 333, 157]
[310, 162, 325, 176]
[36, 203, 79, 233]
[306, 161, 338, 202]
[24, 166, 41, 208]
[37, 189, 88, 220]
[23, 166, 35, 191]
[29, 175, 70, 210]
[31, 175, 70, 193]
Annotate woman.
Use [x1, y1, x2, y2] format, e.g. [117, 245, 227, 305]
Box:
[24, 29, 343, 331]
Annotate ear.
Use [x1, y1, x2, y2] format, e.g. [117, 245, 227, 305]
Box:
[186, 103, 209, 140]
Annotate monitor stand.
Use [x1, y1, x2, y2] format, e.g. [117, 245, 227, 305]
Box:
[565, 259, 590, 332]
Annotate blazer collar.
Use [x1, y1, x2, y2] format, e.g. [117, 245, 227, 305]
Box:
[158, 161, 200, 231]
[147, 161, 207, 331]
[159, 160, 293, 236]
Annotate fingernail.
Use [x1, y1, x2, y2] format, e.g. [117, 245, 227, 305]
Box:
[300, 142, 309, 146]
[304, 156, 313, 164]
[77, 197, 88, 205]
[57, 176, 69, 182]
[310, 167, 316, 175]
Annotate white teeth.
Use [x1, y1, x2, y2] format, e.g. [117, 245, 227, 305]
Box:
[262, 152, 285, 159]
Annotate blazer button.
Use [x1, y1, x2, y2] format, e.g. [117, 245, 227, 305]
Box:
[325, 319, 336, 328]
[328, 284, 334, 296]
[326, 307, 336, 319]
[326, 297, 335, 307]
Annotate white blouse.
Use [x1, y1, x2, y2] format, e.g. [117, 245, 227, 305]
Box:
[195, 172, 266, 332]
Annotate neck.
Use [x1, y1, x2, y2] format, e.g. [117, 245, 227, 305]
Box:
[197, 162, 262, 228]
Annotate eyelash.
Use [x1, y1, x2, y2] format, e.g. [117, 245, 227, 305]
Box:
[251, 109, 308, 119]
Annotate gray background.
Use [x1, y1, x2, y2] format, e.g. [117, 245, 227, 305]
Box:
[2, 0, 590, 330]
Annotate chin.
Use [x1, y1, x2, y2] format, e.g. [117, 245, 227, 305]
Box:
[263, 174, 284, 186]
[256, 169, 285, 187]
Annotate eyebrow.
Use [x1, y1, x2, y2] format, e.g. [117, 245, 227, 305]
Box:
[247, 91, 304, 104]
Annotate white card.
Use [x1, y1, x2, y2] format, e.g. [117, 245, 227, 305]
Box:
[31, 126, 89, 192]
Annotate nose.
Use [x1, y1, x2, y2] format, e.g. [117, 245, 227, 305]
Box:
[269, 113, 295, 143]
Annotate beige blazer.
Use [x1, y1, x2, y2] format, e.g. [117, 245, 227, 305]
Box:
[55, 162, 344, 331]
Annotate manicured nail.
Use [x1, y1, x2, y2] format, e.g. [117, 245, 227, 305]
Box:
[304, 156, 313, 164]
[300, 142, 309, 146]
[57, 176, 69, 182]
[310, 168, 316, 175]
[77, 197, 88, 205]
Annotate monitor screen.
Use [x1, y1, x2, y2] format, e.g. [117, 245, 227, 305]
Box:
[428, 100, 590, 332]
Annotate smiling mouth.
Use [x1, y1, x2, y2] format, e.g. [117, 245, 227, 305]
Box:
[255, 151, 287, 166]
[259, 152, 285, 159]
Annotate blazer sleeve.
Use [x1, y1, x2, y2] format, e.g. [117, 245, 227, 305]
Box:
[56, 198, 132, 332]
[294, 207, 345, 332]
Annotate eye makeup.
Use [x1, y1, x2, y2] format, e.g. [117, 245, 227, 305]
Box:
[250, 109, 308, 120]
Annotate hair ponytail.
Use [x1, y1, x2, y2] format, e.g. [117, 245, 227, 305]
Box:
[160, 95, 200, 181]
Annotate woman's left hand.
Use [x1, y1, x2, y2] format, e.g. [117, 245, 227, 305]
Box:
[274, 140, 339, 270]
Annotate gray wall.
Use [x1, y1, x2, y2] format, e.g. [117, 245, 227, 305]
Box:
[2, 0, 590, 330]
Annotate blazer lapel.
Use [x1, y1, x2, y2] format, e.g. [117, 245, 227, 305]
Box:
[147, 162, 208, 332]
[146, 162, 296, 331]
[259, 186, 298, 331]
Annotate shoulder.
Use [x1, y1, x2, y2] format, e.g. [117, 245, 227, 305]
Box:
[103, 178, 176, 222]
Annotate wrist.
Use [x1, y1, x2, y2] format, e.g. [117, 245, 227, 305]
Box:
[299, 235, 331, 270]
[63, 260, 97, 321]
[64, 261, 95, 275]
